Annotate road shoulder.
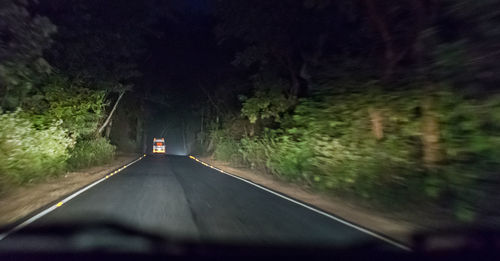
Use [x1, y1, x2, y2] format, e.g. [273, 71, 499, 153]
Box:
[0, 154, 140, 227]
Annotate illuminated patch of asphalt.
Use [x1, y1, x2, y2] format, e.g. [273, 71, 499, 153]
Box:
[187, 155, 411, 251]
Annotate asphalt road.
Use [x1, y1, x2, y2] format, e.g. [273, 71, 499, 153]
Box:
[1, 155, 405, 250]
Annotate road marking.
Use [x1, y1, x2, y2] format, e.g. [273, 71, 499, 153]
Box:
[0, 155, 146, 241]
[188, 155, 411, 251]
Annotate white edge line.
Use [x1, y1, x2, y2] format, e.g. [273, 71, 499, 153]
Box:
[0, 155, 145, 241]
[190, 156, 411, 251]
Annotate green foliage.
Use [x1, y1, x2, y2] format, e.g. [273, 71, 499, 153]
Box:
[261, 86, 423, 195]
[438, 91, 500, 164]
[67, 137, 116, 170]
[0, 110, 74, 190]
[209, 81, 500, 221]
[0, 76, 116, 191]
[241, 82, 292, 124]
[211, 129, 244, 164]
[239, 132, 277, 171]
[0, 2, 121, 192]
[436, 91, 500, 220]
[23, 75, 106, 138]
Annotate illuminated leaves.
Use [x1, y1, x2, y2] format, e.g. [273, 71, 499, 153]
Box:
[0, 110, 74, 187]
[241, 86, 293, 124]
[22, 76, 106, 138]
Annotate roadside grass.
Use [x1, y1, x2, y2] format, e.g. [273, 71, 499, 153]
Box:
[67, 137, 116, 170]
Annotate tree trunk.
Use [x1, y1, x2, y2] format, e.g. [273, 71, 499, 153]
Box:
[287, 56, 300, 98]
[409, 0, 441, 167]
[421, 96, 443, 168]
[410, 0, 438, 78]
[207, 137, 215, 152]
[364, 0, 394, 80]
[97, 91, 125, 136]
[369, 108, 384, 140]
[200, 84, 220, 115]
[105, 118, 112, 139]
[364, 0, 410, 81]
[300, 33, 328, 94]
[249, 123, 255, 137]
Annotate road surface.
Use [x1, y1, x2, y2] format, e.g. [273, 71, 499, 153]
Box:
[0, 155, 407, 250]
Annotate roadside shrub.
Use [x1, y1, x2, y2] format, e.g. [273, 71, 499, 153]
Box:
[210, 81, 500, 221]
[239, 132, 276, 171]
[257, 88, 422, 197]
[67, 137, 116, 170]
[0, 110, 74, 189]
[436, 91, 500, 221]
[213, 137, 243, 165]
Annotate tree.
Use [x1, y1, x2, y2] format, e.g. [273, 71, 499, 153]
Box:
[44, 0, 148, 85]
[0, 0, 56, 109]
[97, 89, 126, 136]
[22, 75, 107, 138]
[41, 0, 159, 138]
[216, 0, 310, 98]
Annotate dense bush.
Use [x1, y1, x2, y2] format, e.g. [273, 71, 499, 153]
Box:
[211, 129, 244, 165]
[0, 75, 116, 191]
[0, 110, 74, 190]
[210, 83, 500, 221]
[239, 133, 275, 171]
[67, 137, 116, 170]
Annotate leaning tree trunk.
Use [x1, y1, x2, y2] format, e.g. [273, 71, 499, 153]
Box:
[409, 0, 441, 168]
[97, 91, 125, 136]
[105, 119, 112, 139]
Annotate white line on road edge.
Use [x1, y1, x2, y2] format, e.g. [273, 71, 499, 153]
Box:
[0, 155, 146, 241]
[188, 155, 411, 251]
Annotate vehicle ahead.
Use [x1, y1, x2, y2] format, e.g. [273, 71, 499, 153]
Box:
[152, 138, 165, 154]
